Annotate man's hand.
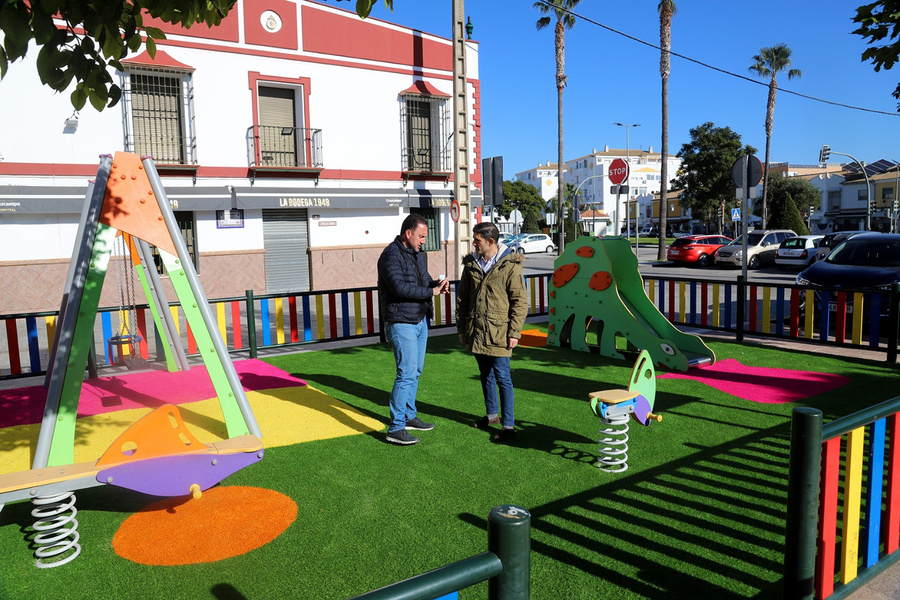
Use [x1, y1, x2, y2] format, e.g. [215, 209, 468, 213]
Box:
[458, 334, 466, 345]
[434, 279, 450, 295]
[507, 338, 519, 350]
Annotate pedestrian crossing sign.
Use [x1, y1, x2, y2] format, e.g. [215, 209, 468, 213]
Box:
[731, 208, 741, 221]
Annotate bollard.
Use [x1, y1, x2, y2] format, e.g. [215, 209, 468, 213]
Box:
[783, 407, 822, 600]
[488, 505, 531, 600]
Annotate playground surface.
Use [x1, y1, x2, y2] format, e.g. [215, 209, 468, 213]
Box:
[1, 325, 899, 599]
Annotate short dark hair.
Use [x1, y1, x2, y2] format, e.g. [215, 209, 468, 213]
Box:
[473, 222, 500, 243]
[401, 213, 428, 235]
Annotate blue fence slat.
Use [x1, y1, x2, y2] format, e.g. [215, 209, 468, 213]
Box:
[261, 299, 271, 346]
[819, 290, 831, 341]
[302, 295, 312, 341]
[25, 316, 41, 373]
[689, 281, 697, 325]
[724, 284, 732, 329]
[865, 418, 886, 567]
[341, 292, 350, 338]
[101, 312, 113, 364]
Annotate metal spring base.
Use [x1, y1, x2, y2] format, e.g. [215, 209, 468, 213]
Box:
[597, 414, 630, 473]
[31, 491, 81, 568]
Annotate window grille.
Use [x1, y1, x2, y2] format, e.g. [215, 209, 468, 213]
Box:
[121, 68, 196, 165]
[149, 211, 198, 275]
[409, 208, 440, 252]
[400, 95, 449, 172]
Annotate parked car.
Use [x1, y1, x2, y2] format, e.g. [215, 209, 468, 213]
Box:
[775, 235, 824, 269]
[797, 232, 900, 319]
[815, 231, 866, 262]
[714, 229, 796, 269]
[639, 226, 655, 237]
[667, 235, 732, 267]
[508, 233, 557, 254]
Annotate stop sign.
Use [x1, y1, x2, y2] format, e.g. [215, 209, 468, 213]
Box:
[608, 158, 629, 185]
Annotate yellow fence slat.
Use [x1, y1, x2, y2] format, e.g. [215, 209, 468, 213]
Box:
[712, 284, 720, 327]
[841, 426, 865, 584]
[275, 297, 285, 345]
[354, 292, 363, 335]
[316, 295, 325, 340]
[852, 292, 864, 345]
[216, 302, 227, 344]
[170, 306, 180, 335]
[678, 281, 686, 322]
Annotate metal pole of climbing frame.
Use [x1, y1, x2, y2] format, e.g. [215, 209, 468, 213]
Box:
[34, 156, 113, 469]
[141, 157, 262, 438]
[452, 0, 472, 279]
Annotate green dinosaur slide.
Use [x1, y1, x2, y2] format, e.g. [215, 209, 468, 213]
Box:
[546, 235, 715, 372]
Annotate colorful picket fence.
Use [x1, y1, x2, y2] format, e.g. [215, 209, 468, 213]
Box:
[784, 400, 900, 599]
[0, 274, 553, 380]
[643, 275, 899, 357]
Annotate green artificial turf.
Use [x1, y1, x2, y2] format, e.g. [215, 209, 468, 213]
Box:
[1, 328, 899, 599]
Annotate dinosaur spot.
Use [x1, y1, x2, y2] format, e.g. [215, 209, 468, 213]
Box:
[550, 307, 555, 315]
[589, 271, 612, 291]
[576, 246, 595, 258]
[550, 323, 555, 332]
[550, 290, 556, 299]
[552, 263, 579, 288]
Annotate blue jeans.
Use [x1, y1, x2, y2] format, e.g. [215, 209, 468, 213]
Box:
[386, 319, 429, 433]
[475, 354, 515, 428]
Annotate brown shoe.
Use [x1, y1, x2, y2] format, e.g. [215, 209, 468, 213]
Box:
[491, 428, 516, 443]
[472, 415, 500, 430]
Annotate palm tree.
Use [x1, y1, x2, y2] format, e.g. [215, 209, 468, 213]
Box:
[534, 0, 581, 255]
[750, 44, 801, 227]
[657, 0, 676, 258]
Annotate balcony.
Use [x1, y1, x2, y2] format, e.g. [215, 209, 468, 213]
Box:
[247, 126, 323, 175]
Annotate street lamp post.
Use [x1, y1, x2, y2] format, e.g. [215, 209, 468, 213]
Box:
[821, 146, 871, 230]
[614, 122, 641, 238]
[573, 174, 605, 238]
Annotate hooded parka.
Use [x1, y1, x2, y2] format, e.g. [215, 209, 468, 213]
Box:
[456, 247, 528, 357]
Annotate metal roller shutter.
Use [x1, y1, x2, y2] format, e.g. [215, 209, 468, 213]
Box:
[263, 208, 310, 293]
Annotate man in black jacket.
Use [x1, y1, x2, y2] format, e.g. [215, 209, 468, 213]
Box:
[377, 214, 449, 445]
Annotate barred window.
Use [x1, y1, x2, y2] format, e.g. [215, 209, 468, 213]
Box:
[409, 208, 440, 252]
[149, 211, 198, 275]
[122, 69, 196, 165]
[400, 96, 449, 172]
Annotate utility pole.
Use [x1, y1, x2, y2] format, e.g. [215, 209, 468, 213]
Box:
[452, 0, 472, 278]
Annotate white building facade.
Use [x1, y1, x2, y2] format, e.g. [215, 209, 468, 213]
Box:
[0, 0, 482, 313]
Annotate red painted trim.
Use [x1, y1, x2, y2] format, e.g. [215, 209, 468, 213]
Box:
[365, 290, 374, 334]
[244, 0, 299, 50]
[701, 283, 708, 326]
[122, 49, 194, 71]
[139, 36, 456, 82]
[470, 78, 482, 191]
[141, 8, 240, 42]
[817, 438, 841, 599]
[0, 162, 100, 176]
[301, 4, 451, 71]
[400, 80, 450, 98]
[137, 309, 149, 359]
[668, 280, 675, 321]
[187, 321, 197, 354]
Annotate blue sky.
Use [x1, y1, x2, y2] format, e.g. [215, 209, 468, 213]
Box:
[362, 0, 900, 178]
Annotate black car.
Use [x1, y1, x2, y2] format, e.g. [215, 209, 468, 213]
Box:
[797, 232, 900, 326]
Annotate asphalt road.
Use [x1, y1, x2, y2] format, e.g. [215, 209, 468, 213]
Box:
[519, 243, 802, 286]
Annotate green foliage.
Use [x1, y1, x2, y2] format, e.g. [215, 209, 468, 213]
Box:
[853, 1, 900, 108]
[0, 0, 236, 110]
[770, 191, 810, 234]
[755, 175, 820, 227]
[500, 180, 544, 233]
[339, 0, 393, 19]
[672, 122, 756, 229]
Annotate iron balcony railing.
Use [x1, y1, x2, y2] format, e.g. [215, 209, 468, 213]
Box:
[248, 125, 323, 169]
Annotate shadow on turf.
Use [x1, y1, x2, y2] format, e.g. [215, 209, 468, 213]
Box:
[458, 422, 792, 600]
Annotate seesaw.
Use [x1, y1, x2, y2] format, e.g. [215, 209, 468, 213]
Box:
[0, 152, 263, 568]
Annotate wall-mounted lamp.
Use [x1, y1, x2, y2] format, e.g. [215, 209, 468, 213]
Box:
[63, 111, 79, 132]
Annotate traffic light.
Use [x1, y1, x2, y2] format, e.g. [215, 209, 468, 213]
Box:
[819, 145, 830, 163]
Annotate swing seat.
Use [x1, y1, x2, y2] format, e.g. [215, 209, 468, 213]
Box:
[106, 334, 143, 364]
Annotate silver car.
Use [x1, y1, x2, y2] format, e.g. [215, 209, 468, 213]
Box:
[775, 235, 824, 269]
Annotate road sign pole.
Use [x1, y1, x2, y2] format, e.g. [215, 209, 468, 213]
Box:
[741, 155, 749, 284]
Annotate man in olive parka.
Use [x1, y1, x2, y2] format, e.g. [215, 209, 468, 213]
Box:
[456, 222, 529, 442]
